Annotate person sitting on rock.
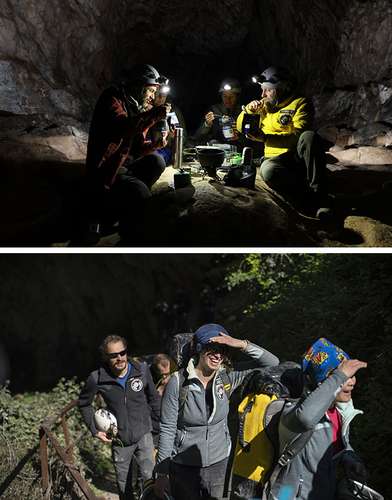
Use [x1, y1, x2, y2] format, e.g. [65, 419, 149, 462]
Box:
[152, 87, 187, 165]
[83, 63, 170, 241]
[236, 66, 332, 220]
[191, 78, 243, 149]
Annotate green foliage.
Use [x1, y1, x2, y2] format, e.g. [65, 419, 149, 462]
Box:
[225, 254, 324, 313]
[0, 377, 114, 499]
[222, 253, 392, 497]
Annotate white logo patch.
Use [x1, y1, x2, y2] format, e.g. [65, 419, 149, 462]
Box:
[130, 378, 143, 392]
[216, 383, 225, 400]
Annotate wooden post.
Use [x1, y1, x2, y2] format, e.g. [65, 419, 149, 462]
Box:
[61, 415, 73, 463]
[39, 427, 50, 499]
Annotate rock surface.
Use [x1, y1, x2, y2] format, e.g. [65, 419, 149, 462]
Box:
[1, 0, 392, 246]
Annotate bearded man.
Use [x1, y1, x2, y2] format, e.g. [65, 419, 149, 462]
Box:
[237, 66, 332, 219]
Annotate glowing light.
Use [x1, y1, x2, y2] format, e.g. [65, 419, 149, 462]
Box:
[160, 85, 170, 94]
[223, 84, 232, 91]
[252, 76, 258, 83]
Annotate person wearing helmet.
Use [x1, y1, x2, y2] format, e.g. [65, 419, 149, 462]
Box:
[82, 63, 171, 243]
[154, 323, 279, 500]
[78, 335, 161, 500]
[191, 78, 243, 147]
[236, 66, 332, 219]
[265, 338, 368, 500]
[151, 87, 187, 165]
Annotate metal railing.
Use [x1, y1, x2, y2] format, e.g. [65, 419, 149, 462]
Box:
[39, 398, 104, 500]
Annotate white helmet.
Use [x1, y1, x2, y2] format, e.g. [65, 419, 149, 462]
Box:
[338, 479, 384, 500]
[94, 409, 118, 437]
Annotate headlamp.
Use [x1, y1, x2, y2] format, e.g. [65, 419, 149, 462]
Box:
[251, 75, 259, 84]
[223, 83, 232, 91]
[160, 85, 171, 95]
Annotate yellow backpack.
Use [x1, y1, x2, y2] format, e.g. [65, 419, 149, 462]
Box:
[230, 362, 307, 500]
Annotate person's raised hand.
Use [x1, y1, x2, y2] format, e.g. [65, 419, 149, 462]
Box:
[338, 359, 367, 379]
[205, 111, 215, 127]
[208, 332, 246, 350]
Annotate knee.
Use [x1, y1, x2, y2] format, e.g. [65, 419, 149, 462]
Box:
[260, 162, 281, 186]
[150, 153, 166, 174]
[299, 130, 316, 144]
[297, 130, 321, 153]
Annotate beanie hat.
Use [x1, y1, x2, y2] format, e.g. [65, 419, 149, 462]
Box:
[302, 338, 350, 385]
[194, 323, 228, 352]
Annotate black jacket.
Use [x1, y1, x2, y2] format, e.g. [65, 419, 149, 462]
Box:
[78, 358, 161, 446]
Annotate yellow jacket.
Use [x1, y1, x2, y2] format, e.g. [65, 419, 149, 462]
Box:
[236, 96, 312, 157]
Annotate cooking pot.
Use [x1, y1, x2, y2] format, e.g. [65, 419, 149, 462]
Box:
[196, 146, 225, 177]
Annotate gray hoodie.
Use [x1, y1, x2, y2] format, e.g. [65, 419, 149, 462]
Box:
[269, 369, 364, 500]
[156, 341, 279, 473]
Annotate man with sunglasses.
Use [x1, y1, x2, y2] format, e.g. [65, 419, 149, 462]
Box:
[154, 323, 279, 500]
[78, 335, 160, 500]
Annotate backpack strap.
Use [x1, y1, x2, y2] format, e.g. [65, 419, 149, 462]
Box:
[262, 406, 314, 500]
[238, 397, 255, 450]
[176, 369, 189, 419]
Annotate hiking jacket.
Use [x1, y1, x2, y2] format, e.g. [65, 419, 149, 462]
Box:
[269, 369, 364, 500]
[86, 85, 165, 190]
[236, 96, 312, 158]
[78, 359, 161, 446]
[193, 101, 243, 145]
[156, 342, 279, 472]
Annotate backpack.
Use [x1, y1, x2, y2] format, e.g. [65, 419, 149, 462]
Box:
[230, 362, 312, 500]
[168, 332, 194, 369]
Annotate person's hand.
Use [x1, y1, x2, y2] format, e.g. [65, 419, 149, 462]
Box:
[246, 130, 266, 142]
[208, 332, 247, 350]
[205, 111, 215, 127]
[338, 359, 367, 379]
[231, 128, 239, 141]
[342, 451, 367, 482]
[152, 131, 169, 149]
[246, 100, 263, 112]
[95, 431, 112, 443]
[154, 475, 170, 499]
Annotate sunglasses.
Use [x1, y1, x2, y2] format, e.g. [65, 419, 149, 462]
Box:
[107, 349, 127, 359]
[204, 344, 228, 356]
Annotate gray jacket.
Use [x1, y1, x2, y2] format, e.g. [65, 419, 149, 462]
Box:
[156, 342, 279, 472]
[269, 370, 364, 500]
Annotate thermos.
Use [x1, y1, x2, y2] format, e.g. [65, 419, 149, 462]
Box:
[174, 127, 184, 170]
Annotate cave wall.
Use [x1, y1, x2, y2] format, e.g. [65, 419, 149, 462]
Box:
[2, 0, 391, 134]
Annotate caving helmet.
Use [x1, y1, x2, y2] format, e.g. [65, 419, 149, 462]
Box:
[252, 66, 295, 100]
[129, 64, 168, 87]
[94, 408, 118, 437]
[219, 78, 241, 94]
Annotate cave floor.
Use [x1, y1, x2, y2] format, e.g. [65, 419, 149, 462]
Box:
[2, 162, 392, 248]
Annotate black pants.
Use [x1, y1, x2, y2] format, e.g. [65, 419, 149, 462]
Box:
[86, 152, 166, 234]
[260, 131, 329, 207]
[170, 458, 229, 500]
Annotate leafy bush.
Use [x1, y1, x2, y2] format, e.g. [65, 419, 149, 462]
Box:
[0, 378, 113, 499]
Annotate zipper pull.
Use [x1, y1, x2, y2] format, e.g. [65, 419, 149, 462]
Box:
[297, 477, 303, 497]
